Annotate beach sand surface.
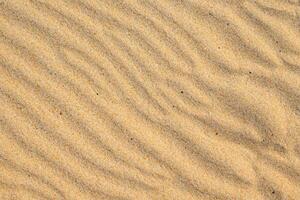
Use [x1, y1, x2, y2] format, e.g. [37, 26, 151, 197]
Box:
[0, 0, 300, 199]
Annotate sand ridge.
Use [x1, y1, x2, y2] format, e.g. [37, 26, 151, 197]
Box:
[0, 0, 299, 199]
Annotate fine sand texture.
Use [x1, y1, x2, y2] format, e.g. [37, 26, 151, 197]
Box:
[0, 0, 300, 199]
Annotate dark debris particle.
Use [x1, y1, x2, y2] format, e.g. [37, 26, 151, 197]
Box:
[226, 23, 230, 26]
[130, 138, 133, 141]
[180, 91, 184, 94]
[272, 191, 275, 194]
[59, 112, 62, 115]
[96, 93, 99, 95]
[216, 132, 218, 135]
[249, 71, 252, 74]
[218, 47, 221, 49]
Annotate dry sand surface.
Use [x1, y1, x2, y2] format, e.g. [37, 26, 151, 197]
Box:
[0, 0, 300, 199]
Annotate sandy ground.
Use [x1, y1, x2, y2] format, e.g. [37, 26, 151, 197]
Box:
[0, 0, 300, 199]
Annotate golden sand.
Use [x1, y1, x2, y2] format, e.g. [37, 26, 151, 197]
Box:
[0, 0, 299, 199]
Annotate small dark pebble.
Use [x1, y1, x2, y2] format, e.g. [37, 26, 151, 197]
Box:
[59, 112, 62, 115]
[272, 191, 275, 194]
[216, 132, 218, 135]
[249, 71, 252, 74]
[180, 91, 184, 94]
[96, 93, 99, 95]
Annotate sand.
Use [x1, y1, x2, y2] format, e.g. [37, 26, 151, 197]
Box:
[0, 0, 299, 199]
